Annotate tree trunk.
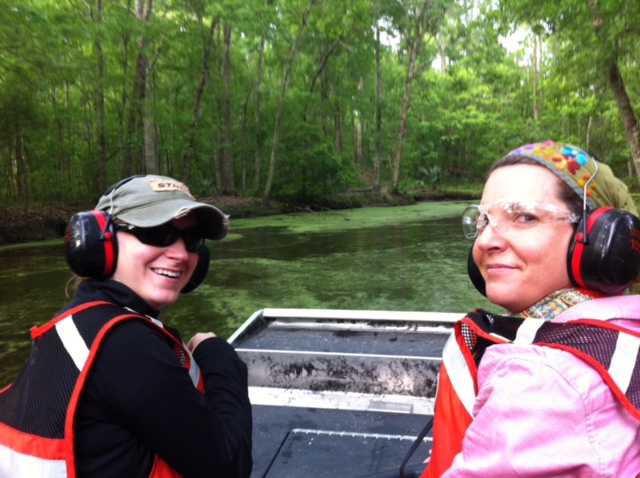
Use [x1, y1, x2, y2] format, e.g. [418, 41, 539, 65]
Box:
[182, 16, 218, 182]
[211, 26, 223, 193]
[221, 23, 235, 195]
[439, 33, 447, 73]
[124, 0, 153, 177]
[334, 98, 342, 157]
[124, 50, 146, 176]
[118, 16, 131, 177]
[93, 0, 108, 193]
[586, 3, 640, 182]
[303, 37, 341, 148]
[15, 125, 29, 208]
[350, 108, 357, 164]
[254, 36, 265, 191]
[606, 61, 640, 180]
[321, 64, 329, 139]
[532, 34, 539, 121]
[123, 52, 147, 176]
[391, 0, 429, 192]
[211, 123, 222, 193]
[141, 0, 157, 175]
[356, 76, 364, 165]
[51, 88, 69, 199]
[391, 0, 446, 192]
[143, 76, 157, 174]
[241, 85, 253, 195]
[262, 0, 316, 206]
[374, 23, 382, 190]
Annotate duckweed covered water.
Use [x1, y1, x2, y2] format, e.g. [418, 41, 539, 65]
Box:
[0, 201, 495, 386]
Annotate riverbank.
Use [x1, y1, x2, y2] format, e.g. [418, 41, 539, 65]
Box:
[0, 187, 478, 246]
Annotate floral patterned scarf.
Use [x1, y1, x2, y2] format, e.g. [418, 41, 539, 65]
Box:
[515, 288, 600, 320]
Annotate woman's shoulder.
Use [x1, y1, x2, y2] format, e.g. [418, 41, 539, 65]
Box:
[102, 316, 177, 345]
[478, 344, 614, 408]
[458, 343, 640, 476]
[473, 342, 640, 472]
[72, 311, 180, 362]
[554, 294, 640, 323]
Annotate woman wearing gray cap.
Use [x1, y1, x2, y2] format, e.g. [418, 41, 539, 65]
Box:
[0, 175, 252, 478]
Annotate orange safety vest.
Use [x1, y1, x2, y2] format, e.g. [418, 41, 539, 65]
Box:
[0, 301, 203, 478]
[421, 309, 640, 478]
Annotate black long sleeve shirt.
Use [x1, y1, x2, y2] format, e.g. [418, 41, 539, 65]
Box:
[66, 279, 252, 478]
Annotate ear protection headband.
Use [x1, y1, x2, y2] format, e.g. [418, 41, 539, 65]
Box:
[468, 161, 640, 296]
[181, 243, 210, 294]
[64, 176, 210, 293]
[567, 207, 640, 294]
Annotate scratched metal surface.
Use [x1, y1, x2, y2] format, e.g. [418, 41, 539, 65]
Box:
[235, 312, 443, 478]
[251, 406, 431, 478]
[235, 321, 450, 357]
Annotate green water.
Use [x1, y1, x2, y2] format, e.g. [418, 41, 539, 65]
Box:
[0, 201, 495, 387]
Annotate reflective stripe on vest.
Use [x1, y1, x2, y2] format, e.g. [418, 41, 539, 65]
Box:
[56, 316, 90, 371]
[610, 332, 640, 394]
[441, 334, 475, 417]
[0, 421, 66, 477]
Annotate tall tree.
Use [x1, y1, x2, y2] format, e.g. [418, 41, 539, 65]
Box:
[374, 23, 382, 190]
[92, 0, 108, 193]
[262, 0, 316, 206]
[221, 22, 235, 194]
[356, 76, 364, 165]
[254, 35, 265, 191]
[124, 0, 154, 176]
[182, 15, 219, 182]
[2, 0, 638, 208]
[498, 0, 640, 181]
[531, 33, 539, 121]
[391, 0, 449, 192]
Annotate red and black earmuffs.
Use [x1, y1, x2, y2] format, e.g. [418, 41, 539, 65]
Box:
[468, 206, 640, 296]
[63, 176, 210, 294]
[567, 207, 640, 294]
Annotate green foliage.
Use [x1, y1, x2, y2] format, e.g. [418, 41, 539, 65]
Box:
[0, 0, 639, 206]
[418, 165, 442, 188]
[271, 122, 358, 201]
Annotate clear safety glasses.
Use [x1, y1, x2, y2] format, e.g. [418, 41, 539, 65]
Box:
[462, 199, 581, 239]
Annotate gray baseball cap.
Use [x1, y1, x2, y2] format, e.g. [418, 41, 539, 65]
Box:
[95, 175, 229, 240]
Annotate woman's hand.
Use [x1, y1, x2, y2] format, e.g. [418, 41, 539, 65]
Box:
[187, 332, 217, 352]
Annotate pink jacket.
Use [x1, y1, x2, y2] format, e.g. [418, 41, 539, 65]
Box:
[442, 296, 640, 477]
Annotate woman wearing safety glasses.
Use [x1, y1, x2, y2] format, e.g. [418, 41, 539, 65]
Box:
[0, 175, 252, 478]
[422, 141, 640, 477]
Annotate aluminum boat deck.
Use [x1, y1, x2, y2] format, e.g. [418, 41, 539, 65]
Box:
[229, 308, 461, 478]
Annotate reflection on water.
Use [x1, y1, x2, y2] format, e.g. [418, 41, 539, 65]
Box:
[0, 202, 495, 386]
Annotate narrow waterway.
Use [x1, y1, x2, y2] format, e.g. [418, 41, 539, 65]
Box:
[0, 201, 495, 386]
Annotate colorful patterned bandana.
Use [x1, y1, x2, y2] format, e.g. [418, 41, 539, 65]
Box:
[504, 141, 638, 215]
[515, 288, 598, 320]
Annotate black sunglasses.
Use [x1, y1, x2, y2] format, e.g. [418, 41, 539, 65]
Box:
[115, 223, 204, 253]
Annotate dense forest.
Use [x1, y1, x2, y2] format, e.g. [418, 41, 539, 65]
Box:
[1, 0, 640, 208]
